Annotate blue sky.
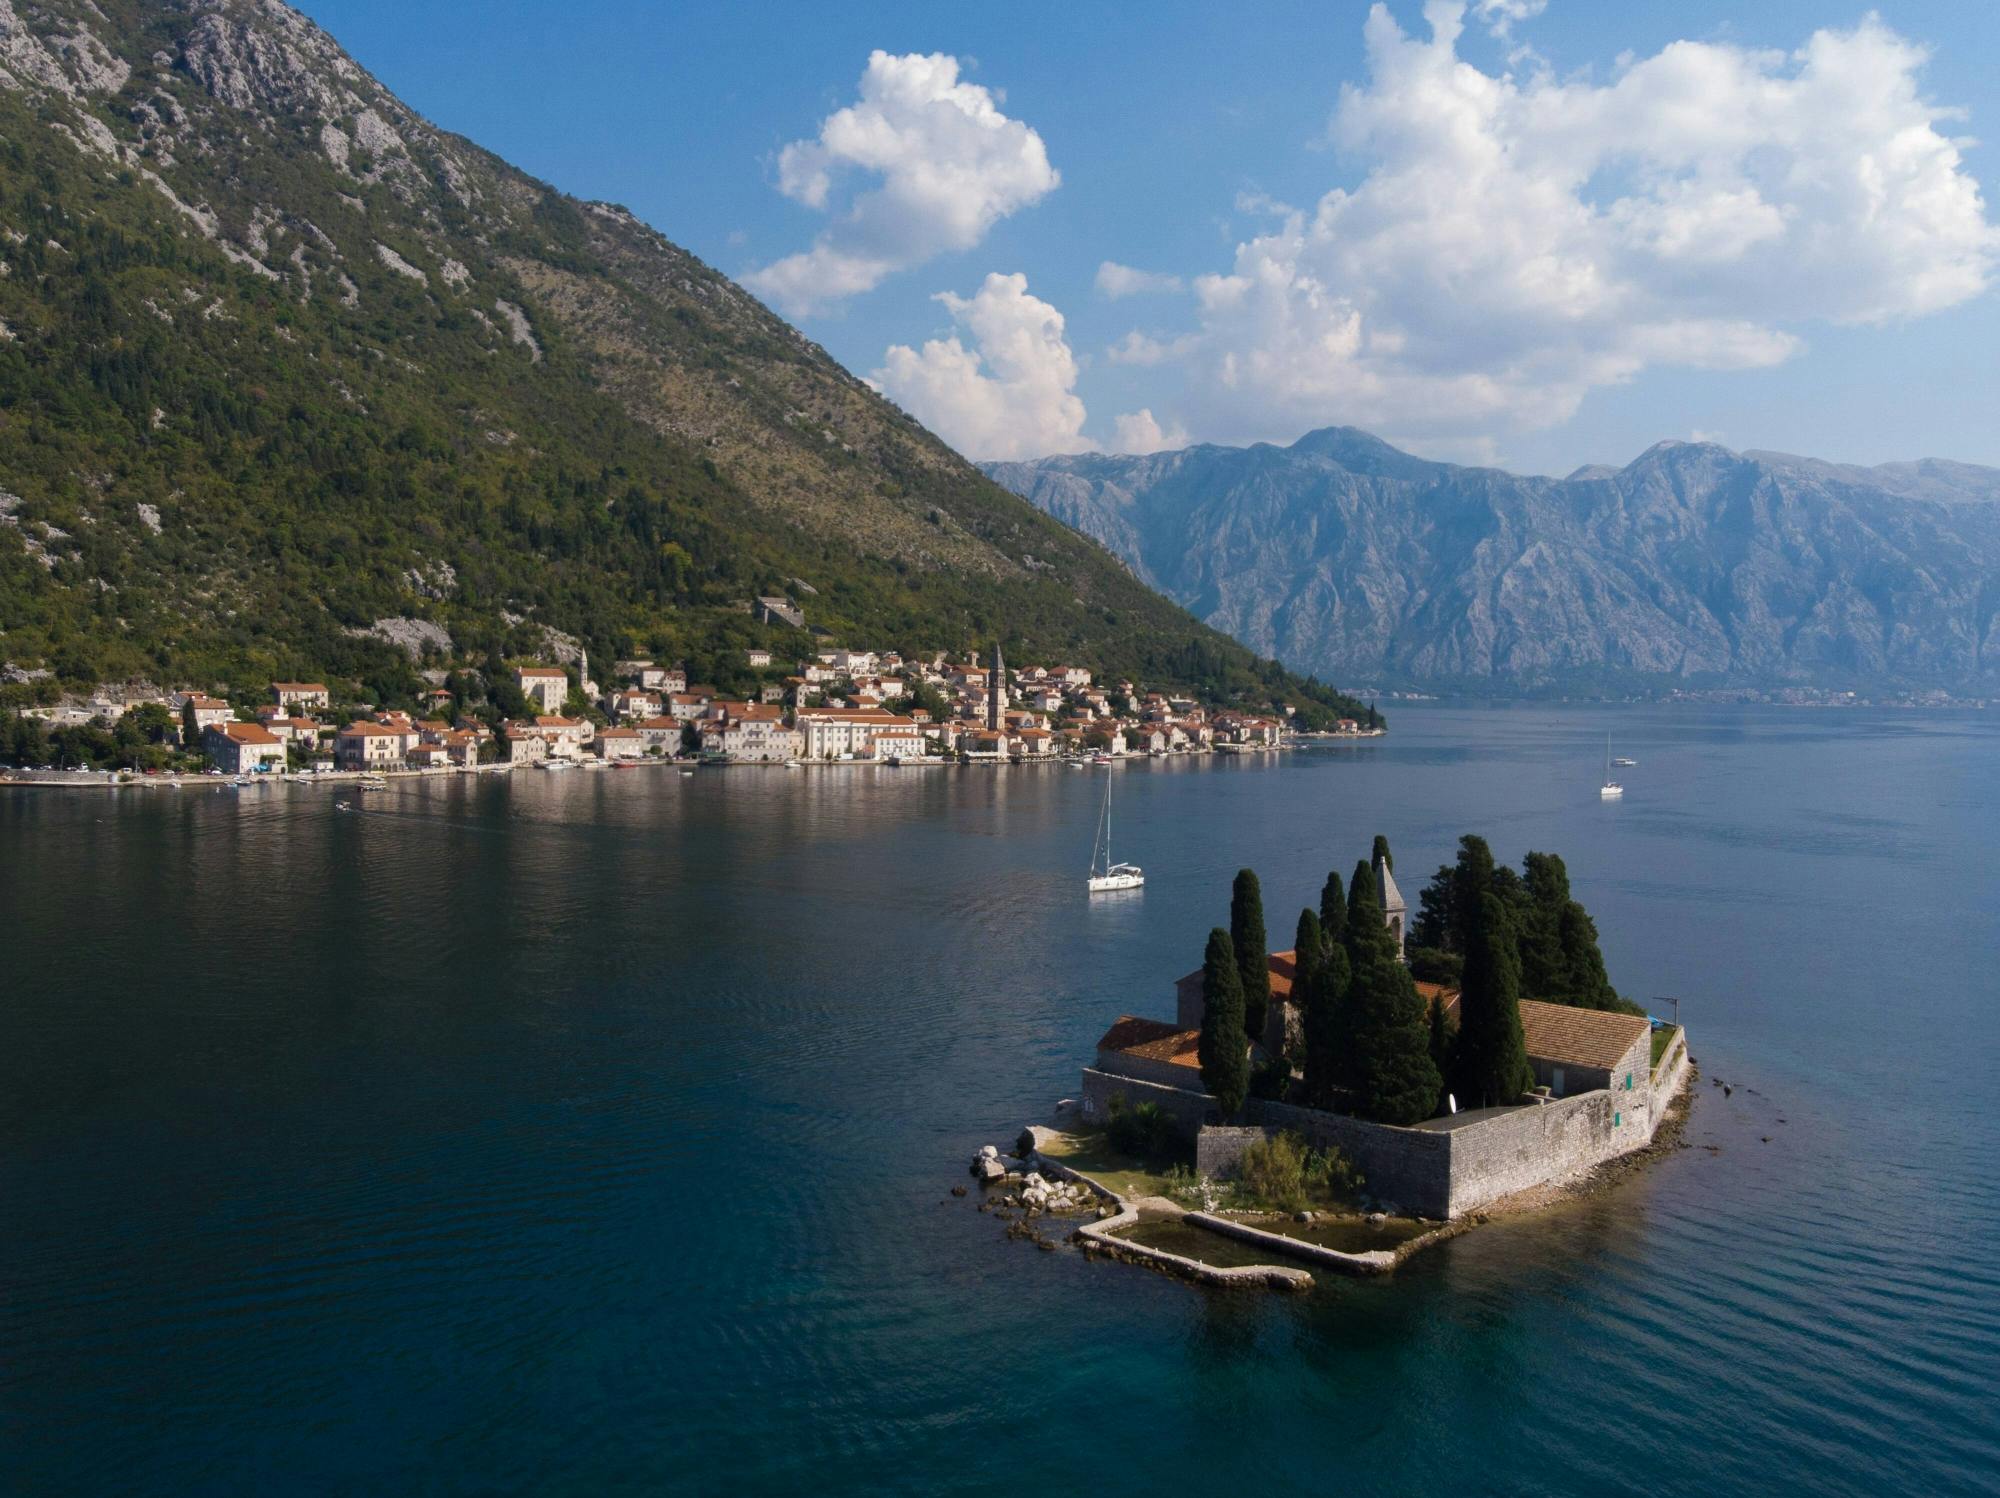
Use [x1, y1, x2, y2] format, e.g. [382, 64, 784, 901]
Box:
[297, 1, 1999, 475]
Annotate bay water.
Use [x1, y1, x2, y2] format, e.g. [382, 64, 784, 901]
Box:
[2, 704, 1995, 1495]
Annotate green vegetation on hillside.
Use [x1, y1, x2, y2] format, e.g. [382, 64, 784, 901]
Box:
[0, 1, 1372, 730]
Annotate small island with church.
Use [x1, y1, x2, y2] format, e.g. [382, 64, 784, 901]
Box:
[969, 835, 1694, 1289]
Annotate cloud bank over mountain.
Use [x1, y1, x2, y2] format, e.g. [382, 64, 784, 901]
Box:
[1101, 2, 1996, 457]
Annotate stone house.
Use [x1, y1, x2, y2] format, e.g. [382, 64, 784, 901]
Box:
[1518, 1002, 1654, 1127]
[534, 715, 591, 758]
[593, 726, 645, 761]
[610, 690, 662, 721]
[180, 693, 234, 735]
[635, 715, 683, 754]
[516, 666, 569, 713]
[504, 728, 548, 765]
[336, 721, 404, 771]
[796, 708, 924, 761]
[271, 681, 330, 710]
[203, 720, 286, 774]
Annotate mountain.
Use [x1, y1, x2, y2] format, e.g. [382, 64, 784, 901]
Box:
[985, 430, 2000, 694]
[0, 1, 1364, 726]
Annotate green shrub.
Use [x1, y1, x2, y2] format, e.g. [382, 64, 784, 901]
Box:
[1104, 1096, 1179, 1160]
[1249, 1054, 1294, 1102]
[1234, 1130, 1363, 1212]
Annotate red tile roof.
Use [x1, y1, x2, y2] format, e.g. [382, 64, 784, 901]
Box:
[1095, 1016, 1201, 1069]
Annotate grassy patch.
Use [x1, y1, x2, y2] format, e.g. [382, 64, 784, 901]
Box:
[1036, 1126, 1191, 1201]
[1651, 1025, 1680, 1069]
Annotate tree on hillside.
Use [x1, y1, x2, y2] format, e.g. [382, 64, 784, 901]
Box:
[1456, 892, 1533, 1108]
[180, 698, 199, 749]
[1319, 867, 1347, 943]
[1372, 834, 1394, 874]
[1231, 869, 1271, 1046]
[1197, 927, 1249, 1117]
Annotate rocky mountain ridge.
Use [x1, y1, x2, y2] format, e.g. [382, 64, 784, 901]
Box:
[985, 431, 2000, 693]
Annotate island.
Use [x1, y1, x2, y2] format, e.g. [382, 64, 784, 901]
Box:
[971, 836, 1694, 1288]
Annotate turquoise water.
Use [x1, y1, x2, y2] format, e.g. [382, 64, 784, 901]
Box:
[3, 705, 1996, 1495]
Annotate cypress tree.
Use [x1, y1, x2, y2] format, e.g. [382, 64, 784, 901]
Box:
[1557, 901, 1621, 1010]
[1293, 907, 1323, 998]
[1456, 892, 1533, 1108]
[1231, 868, 1271, 1047]
[1197, 927, 1249, 1117]
[1303, 938, 1350, 1107]
[1449, 835, 1496, 954]
[1344, 943, 1442, 1125]
[1345, 857, 1379, 966]
[1518, 851, 1570, 996]
[1428, 986, 1455, 1111]
[1319, 867, 1347, 942]
[180, 698, 199, 749]
[1372, 834, 1394, 874]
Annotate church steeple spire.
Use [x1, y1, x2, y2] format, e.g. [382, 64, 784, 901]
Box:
[987, 640, 1006, 732]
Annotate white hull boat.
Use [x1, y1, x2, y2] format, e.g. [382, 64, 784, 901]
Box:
[1086, 772, 1143, 892]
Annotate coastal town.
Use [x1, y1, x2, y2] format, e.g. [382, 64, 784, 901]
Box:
[0, 641, 1382, 781]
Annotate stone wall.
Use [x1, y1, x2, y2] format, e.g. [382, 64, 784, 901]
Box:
[1246, 1098, 1455, 1219]
[1651, 1027, 1689, 1122]
[1097, 1051, 1199, 1091]
[1443, 1093, 1615, 1214]
[1079, 1067, 1218, 1138]
[1086, 1031, 1693, 1219]
[1194, 1125, 1271, 1179]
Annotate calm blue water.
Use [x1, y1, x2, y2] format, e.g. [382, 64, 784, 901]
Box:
[2, 704, 1996, 1496]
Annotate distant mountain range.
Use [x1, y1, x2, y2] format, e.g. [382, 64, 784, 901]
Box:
[0, 0, 1362, 726]
[984, 430, 2000, 694]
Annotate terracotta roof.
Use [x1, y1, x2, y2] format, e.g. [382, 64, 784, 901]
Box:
[1518, 1000, 1650, 1071]
[1095, 1016, 1201, 1068]
[215, 721, 280, 745]
[1174, 949, 1299, 1005]
[1415, 981, 1462, 1023]
[518, 666, 566, 678]
[272, 681, 326, 692]
[596, 726, 641, 738]
[338, 721, 402, 738]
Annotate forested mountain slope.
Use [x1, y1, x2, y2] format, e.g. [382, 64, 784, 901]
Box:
[0, 0, 1361, 722]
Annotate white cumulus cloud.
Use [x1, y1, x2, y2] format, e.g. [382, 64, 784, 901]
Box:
[1471, 0, 1545, 38]
[1095, 261, 1184, 298]
[1112, 409, 1191, 454]
[870, 273, 1093, 461]
[744, 52, 1059, 316]
[1135, 2, 1999, 450]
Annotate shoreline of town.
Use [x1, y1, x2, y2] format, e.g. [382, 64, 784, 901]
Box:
[4, 642, 1382, 785]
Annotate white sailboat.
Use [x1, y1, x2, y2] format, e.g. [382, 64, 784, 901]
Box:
[1599, 736, 1624, 799]
[1087, 772, 1144, 892]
